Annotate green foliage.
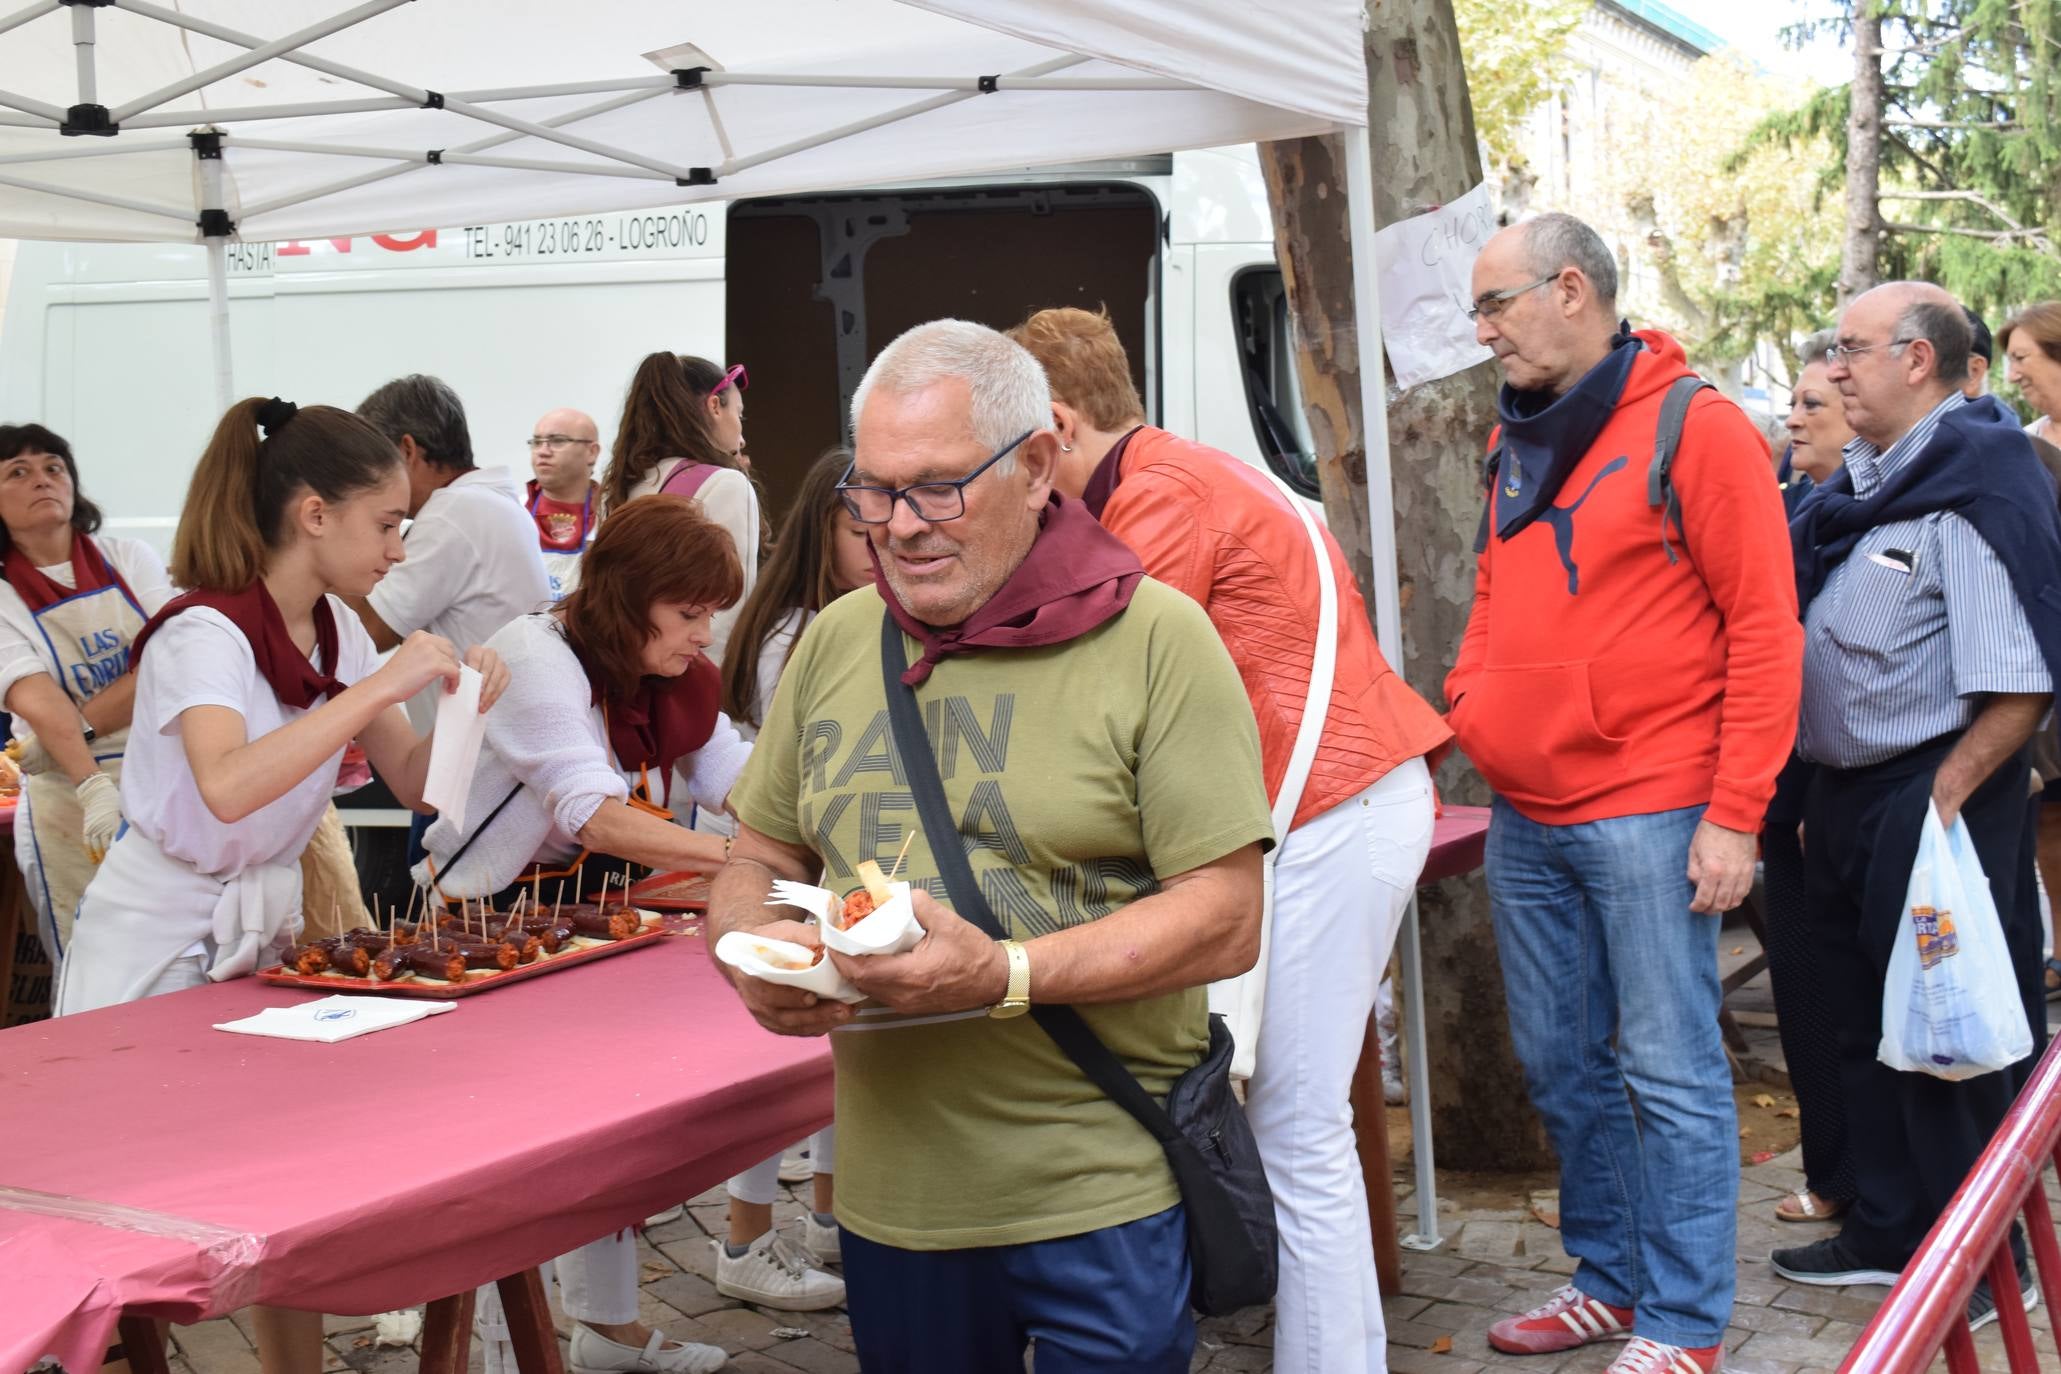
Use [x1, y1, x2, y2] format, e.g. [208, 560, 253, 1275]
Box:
[1453, 0, 1588, 165]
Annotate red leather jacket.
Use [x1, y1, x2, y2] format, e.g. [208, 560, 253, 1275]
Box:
[1097, 427, 1451, 830]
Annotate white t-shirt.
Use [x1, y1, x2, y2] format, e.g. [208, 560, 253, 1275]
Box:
[121, 598, 381, 878]
[370, 466, 551, 726]
[741, 607, 814, 743]
[414, 611, 750, 896]
[621, 460, 760, 667]
[0, 535, 173, 707]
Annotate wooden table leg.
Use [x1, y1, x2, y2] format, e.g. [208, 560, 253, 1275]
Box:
[1350, 1007, 1404, 1296]
[497, 1268, 565, 1373]
[419, 1290, 476, 1374]
[114, 1316, 171, 1374]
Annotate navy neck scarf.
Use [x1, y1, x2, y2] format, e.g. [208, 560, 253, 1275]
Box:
[1492, 328, 1642, 540]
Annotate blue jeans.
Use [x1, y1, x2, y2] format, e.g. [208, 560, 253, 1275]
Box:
[1486, 799, 1736, 1347]
[840, 1206, 1194, 1373]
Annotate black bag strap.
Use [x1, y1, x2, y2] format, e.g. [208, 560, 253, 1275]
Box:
[1646, 375, 1712, 565]
[1473, 443, 1503, 556]
[435, 782, 524, 876]
[877, 610, 1184, 1148]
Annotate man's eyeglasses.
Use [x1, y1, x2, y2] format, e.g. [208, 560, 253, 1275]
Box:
[1824, 338, 1915, 369]
[1465, 274, 1560, 324]
[711, 363, 748, 397]
[837, 431, 1033, 525]
[527, 434, 595, 450]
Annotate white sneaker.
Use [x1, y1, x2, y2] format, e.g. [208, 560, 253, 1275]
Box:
[1382, 1061, 1406, 1106]
[644, 1204, 685, 1226]
[714, 1230, 846, 1310]
[803, 1212, 841, 1266]
[777, 1149, 812, 1184]
[568, 1324, 726, 1374]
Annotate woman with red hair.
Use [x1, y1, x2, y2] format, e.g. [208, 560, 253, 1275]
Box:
[417, 494, 748, 1374]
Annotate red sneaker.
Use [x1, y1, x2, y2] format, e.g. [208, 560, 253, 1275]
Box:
[1606, 1336, 1723, 1373]
[1488, 1285, 1635, 1354]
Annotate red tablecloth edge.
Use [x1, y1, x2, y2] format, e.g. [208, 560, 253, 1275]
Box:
[1423, 805, 1489, 886]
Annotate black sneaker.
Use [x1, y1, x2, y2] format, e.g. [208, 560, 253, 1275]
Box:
[1968, 1262, 2038, 1332]
[1771, 1236, 1901, 1287]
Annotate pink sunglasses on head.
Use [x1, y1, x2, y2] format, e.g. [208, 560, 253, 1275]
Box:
[710, 363, 748, 397]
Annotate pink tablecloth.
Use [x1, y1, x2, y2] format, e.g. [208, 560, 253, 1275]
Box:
[1423, 805, 1489, 885]
[0, 937, 831, 1374]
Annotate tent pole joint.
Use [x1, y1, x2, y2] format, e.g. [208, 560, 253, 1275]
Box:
[672, 67, 708, 90]
[188, 129, 223, 159]
[420, 90, 444, 110]
[977, 74, 1000, 94]
[59, 102, 114, 136]
[197, 207, 233, 237]
[426, 149, 442, 165]
[676, 167, 716, 187]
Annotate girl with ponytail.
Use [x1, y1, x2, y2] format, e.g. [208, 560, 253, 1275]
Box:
[59, 397, 509, 1013]
[602, 353, 760, 665]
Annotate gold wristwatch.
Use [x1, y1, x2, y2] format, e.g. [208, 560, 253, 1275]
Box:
[990, 939, 1031, 1019]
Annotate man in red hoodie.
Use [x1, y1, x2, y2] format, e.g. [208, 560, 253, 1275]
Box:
[1447, 214, 1802, 1374]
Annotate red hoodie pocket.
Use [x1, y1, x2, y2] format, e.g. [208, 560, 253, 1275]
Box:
[1451, 660, 1628, 806]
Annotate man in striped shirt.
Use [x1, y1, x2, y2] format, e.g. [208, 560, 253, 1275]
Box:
[1775, 283, 2060, 1324]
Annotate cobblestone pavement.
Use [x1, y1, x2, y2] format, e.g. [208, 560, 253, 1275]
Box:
[155, 940, 2060, 1373]
[153, 1142, 2061, 1374]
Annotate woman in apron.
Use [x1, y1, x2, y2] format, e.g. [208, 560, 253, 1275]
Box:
[598, 353, 759, 666]
[420, 494, 745, 1374]
[0, 424, 175, 976]
[59, 396, 507, 1372]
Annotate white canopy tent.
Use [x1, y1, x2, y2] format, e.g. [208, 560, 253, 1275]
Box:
[0, 0, 1444, 1247]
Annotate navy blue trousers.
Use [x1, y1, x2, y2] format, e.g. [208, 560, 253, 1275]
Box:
[840, 1205, 1194, 1373]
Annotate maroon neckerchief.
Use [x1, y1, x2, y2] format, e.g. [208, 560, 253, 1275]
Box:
[131, 583, 345, 709]
[872, 492, 1146, 686]
[564, 627, 722, 789]
[1078, 425, 1146, 520]
[1, 533, 139, 613]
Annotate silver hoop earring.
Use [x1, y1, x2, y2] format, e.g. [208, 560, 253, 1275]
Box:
[1060, 444, 1074, 453]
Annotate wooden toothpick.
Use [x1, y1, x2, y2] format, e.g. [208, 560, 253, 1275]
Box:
[887, 829, 918, 883]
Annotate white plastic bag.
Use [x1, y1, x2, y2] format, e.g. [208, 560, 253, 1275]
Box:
[1879, 802, 2033, 1081]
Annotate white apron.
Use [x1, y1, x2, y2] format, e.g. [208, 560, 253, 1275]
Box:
[55, 821, 304, 1015]
[12, 573, 148, 964]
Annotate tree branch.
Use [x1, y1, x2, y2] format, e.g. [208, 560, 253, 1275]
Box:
[1878, 188, 2028, 229]
[1884, 117, 2020, 130]
[1884, 220, 2053, 248]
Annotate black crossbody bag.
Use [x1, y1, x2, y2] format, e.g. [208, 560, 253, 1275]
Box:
[877, 610, 1277, 1315]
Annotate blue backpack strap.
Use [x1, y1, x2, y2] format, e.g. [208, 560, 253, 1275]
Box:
[1647, 376, 1714, 565]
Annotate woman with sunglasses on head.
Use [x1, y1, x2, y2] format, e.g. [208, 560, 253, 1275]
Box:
[0, 424, 175, 978]
[602, 354, 758, 666]
[699, 449, 873, 1313]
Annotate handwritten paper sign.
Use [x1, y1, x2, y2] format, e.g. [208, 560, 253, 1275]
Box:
[1372, 182, 1498, 390]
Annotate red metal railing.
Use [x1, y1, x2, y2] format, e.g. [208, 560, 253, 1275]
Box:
[1840, 1033, 2061, 1372]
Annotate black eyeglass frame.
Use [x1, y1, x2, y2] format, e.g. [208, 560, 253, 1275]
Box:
[836, 430, 1034, 525]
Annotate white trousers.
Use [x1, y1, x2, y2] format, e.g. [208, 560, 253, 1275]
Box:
[726, 1127, 838, 1206]
[553, 1231, 639, 1326]
[1244, 756, 1433, 1374]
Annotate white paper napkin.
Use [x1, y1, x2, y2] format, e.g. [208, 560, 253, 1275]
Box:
[214, 995, 457, 1043]
[424, 664, 486, 830]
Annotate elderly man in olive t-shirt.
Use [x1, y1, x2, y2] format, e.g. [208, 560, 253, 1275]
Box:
[709, 319, 1273, 1374]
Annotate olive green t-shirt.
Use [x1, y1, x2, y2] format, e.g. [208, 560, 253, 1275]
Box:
[731, 577, 1274, 1250]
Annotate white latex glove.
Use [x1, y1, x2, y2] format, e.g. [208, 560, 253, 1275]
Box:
[76, 771, 121, 862]
[8, 732, 54, 777]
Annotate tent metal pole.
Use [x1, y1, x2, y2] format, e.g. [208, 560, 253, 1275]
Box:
[722, 53, 1086, 178]
[0, 0, 58, 42]
[0, 112, 54, 127]
[1343, 122, 1443, 1251]
[111, 0, 414, 123]
[445, 76, 671, 103]
[434, 96, 696, 181]
[697, 72, 1195, 92]
[199, 151, 232, 412]
[0, 87, 66, 123]
[225, 136, 675, 181]
[0, 137, 190, 164]
[236, 87, 666, 220]
[123, 96, 416, 128]
[0, 169, 191, 220]
[69, 0, 95, 107]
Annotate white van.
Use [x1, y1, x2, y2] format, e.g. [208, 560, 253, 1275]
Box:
[0, 144, 1317, 541]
